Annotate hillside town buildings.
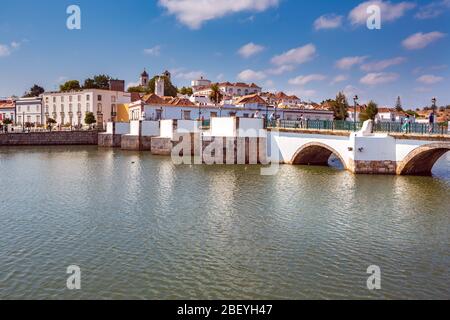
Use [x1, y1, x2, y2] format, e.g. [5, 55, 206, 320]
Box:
[15, 97, 43, 125]
[0, 99, 15, 123]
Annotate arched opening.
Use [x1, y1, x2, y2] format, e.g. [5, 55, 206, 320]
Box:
[291, 142, 346, 170]
[398, 144, 450, 176]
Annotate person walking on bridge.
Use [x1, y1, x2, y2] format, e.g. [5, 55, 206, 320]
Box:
[428, 112, 435, 134]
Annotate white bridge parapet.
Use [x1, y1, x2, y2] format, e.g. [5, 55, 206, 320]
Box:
[269, 124, 450, 175]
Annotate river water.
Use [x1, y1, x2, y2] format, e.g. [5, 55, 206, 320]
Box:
[0, 146, 449, 300]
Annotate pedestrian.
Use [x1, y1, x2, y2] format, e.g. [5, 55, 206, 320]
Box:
[428, 112, 435, 133]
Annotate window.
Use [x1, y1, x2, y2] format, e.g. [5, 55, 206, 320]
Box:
[18, 106, 21, 112]
[183, 111, 191, 120]
[61, 96, 64, 102]
[78, 95, 81, 102]
[53, 97, 56, 103]
[97, 95, 102, 101]
[36, 116, 41, 125]
[61, 104, 65, 112]
[77, 104, 81, 112]
[111, 96, 116, 103]
[86, 103, 90, 112]
[69, 104, 73, 112]
[97, 103, 102, 112]
[53, 105, 56, 113]
[45, 105, 49, 113]
[27, 116, 31, 123]
[27, 106, 30, 112]
[69, 96, 73, 102]
[86, 94, 90, 101]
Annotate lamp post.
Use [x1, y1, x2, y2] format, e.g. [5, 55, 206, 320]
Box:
[353, 95, 359, 131]
[432, 97, 437, 133]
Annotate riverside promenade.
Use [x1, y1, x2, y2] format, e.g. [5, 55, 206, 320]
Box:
[1, 119, 449, 176]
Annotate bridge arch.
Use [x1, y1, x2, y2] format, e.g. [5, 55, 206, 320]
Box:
[397, 143, 450, 176]
[291, 142, 347, 169]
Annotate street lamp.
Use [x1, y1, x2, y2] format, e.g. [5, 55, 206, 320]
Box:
[353, 95, 359, 131]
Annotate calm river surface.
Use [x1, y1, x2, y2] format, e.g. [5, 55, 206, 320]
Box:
[0, 146, 449, 300]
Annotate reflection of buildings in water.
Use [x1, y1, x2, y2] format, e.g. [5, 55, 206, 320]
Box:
[156, 160, 176, 208]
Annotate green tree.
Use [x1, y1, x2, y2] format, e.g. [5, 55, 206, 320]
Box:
[84, 112, 96, 128]
[395, 96, 403, 112]
[23, 84, 45, 97]
[127, 86, 148, 93]
[60, 80, 81, 92]
[209, 83, 223, 105]
[148, 76, 178, 97]
[360, 100, 379, 121]
[179, 86, 193, 95]
[330, 92, 349, 120]
[2, 118, 13, 125]
[83, 74, 111, 90]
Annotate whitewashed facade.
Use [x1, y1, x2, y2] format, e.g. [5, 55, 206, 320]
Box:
[42, 89, 131, 128]
[15, 97, 43, 125]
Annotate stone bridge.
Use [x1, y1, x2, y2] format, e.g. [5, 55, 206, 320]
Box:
[269, 128, 450, 176]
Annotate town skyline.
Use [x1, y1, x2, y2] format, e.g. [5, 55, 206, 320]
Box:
[1, 0, 449, 108]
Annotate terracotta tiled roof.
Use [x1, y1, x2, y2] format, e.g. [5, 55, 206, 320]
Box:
[169, 98, 196, 107]
[0, 100, 14, 109]
[142, 93, 165, 104]
[234, 94, 267, 105]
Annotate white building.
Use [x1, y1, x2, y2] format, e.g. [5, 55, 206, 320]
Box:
[128, 93, 333, 122]
[42, 89, 131, 128]
[193, 82, 262, 98]
[0, 100, 15, 123]
[15, 97, 43, 126]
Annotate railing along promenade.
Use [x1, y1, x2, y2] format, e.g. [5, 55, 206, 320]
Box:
[266, 120, 449, 136]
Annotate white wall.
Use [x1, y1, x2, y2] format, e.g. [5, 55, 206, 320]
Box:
[271, 132, 353, 166]
[209, 118, 236, 137]
[160, 120, 175, 139]
[106, 122, 130, 135]
[237, 118, 265, 137]
[128, 120, 159, 136]
[177, 120, 200, 133]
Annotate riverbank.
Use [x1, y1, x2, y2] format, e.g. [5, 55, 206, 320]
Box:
[0, 131, 98, 146]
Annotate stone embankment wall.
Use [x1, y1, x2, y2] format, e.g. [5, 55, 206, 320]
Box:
[0, 131, 98, 146]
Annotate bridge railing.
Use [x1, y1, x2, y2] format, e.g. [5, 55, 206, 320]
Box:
[267, 120, 449, 135]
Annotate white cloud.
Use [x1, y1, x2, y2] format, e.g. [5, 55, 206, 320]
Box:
[266, 65, 295, 75]
[127, 81, 141, 89]
[360, 72, 399, 85]
[143, 45, 161, 56]
[415, 0, 450, 19]
[342, 85, 363, 98]
[335, 56, 368, 70]
[416, 74, 444, 84]
[158, 0, 279, 29]
[349, 1, 415, 26]
[238, 42, 264, 58]
[172, 69, 205, 80]
[360, 57, 406, 72]
[271, 44, 316, 66]
[0, 41, 21, 57]
[314, 14, 343, 30]
[288, 74, 327, 86]
[331, 75, 349, 85]
[402, 31, 446, 50]
[237, 69, 267, 82]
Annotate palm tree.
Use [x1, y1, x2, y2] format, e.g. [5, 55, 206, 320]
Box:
[209, 83, 223, 105]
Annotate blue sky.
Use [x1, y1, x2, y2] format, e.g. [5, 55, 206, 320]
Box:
[0, 0, 449, 108]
